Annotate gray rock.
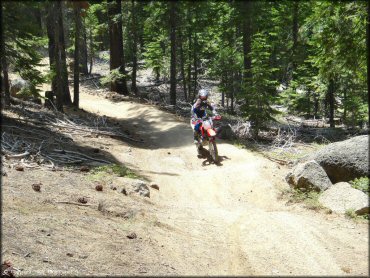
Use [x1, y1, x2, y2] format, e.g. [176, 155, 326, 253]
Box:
[10, 78, 31, 97]
[120, 178, 150, 198]
[307, 135, 368, 183]
[217, 124, 236, 140]
[319, 182, 369, 215]
[286, 160, 332, 192]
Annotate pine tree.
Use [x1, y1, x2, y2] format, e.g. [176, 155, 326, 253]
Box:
[108, 0, 128, 95]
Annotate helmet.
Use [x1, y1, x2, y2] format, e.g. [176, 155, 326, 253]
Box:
[198, 89, 208, 100]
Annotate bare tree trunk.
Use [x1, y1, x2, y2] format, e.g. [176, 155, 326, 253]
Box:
[231, 72, 235, 114]
[80, 17, 89, 75]
[169, 1, 177, 105]
[46, 3, 57, 93]
[1, 46, 10, 106]
[33, 5, 43, 36]
[241, 1, 252, 110]
[187, 29, 192, 99]
[328, 79, 335, 128]
[292, 1, 299, 81]
[89, 27, 93, 75]
[1, 1, 10, 106]
[73, 6, 81, 108]
[192, 33, 198, 102]
[108, 0, 128, 95]
[221, 75, 225, 107]
[58, 1, 72, 105]
[131, 0, 138, 95]
[343, 90, 347, 122]
[367, 0, 370, 117]
[54, 2, 64, 112]
[179, 32, 187, 101]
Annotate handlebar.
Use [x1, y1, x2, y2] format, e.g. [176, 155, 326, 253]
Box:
[193, 115, 221, 121]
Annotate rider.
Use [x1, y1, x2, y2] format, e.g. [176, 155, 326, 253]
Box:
[191, 89, 217, 144]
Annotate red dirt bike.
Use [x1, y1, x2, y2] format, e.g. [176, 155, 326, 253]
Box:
[191, 115, 222, 163]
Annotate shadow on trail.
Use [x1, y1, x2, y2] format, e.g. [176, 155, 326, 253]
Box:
[1, 111, 122, 169]
[197, 147, 231, 167]
[79, 96, 194, 150]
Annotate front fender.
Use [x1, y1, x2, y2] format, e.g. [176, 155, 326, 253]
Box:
[207, 129, 216, 137]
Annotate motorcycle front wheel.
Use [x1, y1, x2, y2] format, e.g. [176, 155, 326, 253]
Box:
[209, 140, 219, 163]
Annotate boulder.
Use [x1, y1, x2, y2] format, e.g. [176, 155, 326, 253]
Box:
[216, 124, 236, 140]
[319, 182, 369, 215]
[10, 78, 31, 97]
[307, 135, 368, 183]
[286, 160, 332, 192]
[118, 178, 150, 198]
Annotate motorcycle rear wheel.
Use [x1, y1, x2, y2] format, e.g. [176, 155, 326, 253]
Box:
[209, 140, 219, 163]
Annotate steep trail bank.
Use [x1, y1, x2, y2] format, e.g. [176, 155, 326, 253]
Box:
[79, 92, 368, 276]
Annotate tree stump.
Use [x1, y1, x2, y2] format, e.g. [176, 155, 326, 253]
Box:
[44, 91, 55, 109]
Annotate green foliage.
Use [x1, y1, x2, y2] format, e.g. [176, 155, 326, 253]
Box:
[282, 188, 326, 211]
[89, 164, 139, 182]
[350, 177, 369, 195]
[101, 68, 128, 87]
[85, 2, 109, 51]
[345, 208, 369, 222]
[2, 2, 46, 97]
[2, 0, 368, 132]
[242, 30, 279, 135]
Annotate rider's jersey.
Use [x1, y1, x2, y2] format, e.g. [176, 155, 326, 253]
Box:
[191, 98, 215, 119]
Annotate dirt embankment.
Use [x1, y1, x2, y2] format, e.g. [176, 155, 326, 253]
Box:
[2, 90, 368, 276]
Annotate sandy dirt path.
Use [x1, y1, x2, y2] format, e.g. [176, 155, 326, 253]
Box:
[77, 91, 368, 276]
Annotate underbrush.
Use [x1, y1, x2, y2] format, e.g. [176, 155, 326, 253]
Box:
[349, 177, 369, 195]
[280, 187, 330, 212]
[345, 209, 369, 222]
[88, 164, 139, 183]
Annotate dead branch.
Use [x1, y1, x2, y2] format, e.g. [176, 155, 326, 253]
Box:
[52, 149, 111, 164]
[263, 155, 289, 165]
[55, 201, 94, 207]
[5, 151, 30, 159]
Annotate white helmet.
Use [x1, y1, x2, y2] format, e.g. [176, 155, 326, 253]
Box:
[198, 89, 208, 100]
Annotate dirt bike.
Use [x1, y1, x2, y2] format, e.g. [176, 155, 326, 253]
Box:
[191, 115, 222, 163]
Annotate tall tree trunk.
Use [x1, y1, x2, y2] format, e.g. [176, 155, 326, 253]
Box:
[169, 1, 177, 105]
[1, 42, 10, 106]
[131, 0, 138, 95]
[73, 6, 81, 108]
[221, 74, 225, 107]
[89, 27, 93, 75]
[187, 28, 192, 99]
[306, 90, 311, 117]
[33, 5, 43, 36]
[343, 90, 347, 122]
[80, 18, 89, 75]
[314, 92, 319, 119]
[108, 0, 128, 95]
[292, 1, 299, 81]
[53, 2, 64, 112]
[179, 32, 187, 101]
[367, 0, 370, 117]
[192, 33, 198, 102]
[231, 73, 235, 114]
[1, 1, 10, 107]
[241, 1, 252, 109]
[57, 1, 72, 105]
[46, 4, 57, 93]
[328, 79, 335, 128]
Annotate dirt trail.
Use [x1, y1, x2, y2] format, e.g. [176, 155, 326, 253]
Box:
[79, 92, 368, 276]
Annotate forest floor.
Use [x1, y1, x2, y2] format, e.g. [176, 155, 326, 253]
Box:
[2, 62, 369, 276]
